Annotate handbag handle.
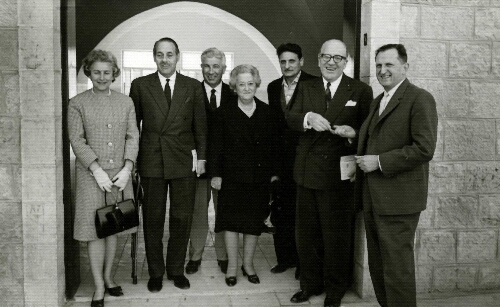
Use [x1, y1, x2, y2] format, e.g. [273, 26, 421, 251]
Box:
[104, 190, 126, 208]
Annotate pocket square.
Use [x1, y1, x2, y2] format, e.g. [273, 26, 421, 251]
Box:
[345, 100, 357, 107]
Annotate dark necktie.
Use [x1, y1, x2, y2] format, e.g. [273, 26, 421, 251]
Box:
[210, 88, 217, 110]
[325, 82, 331, 109]
[164, 79, 171, 108]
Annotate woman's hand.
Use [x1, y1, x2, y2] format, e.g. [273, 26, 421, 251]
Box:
[112, 167, 131, 191]
[211, 177, 222, 190]
[92, 167, 113, 192]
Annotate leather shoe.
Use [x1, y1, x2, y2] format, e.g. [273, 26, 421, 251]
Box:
[105, 285, 123, 297]
[147, 277, 163, 293]
[270, 263, 296, 274]
[218, 259, 228, 274]
[167, 274, 190, 289]
[185, 259, 201, 274]
[225, 276, 237, 287]
[90, 292, 104, 307]
[290, 289, 324, 303]
[241, 266, 260, 284]
[324, 296, 340, 307]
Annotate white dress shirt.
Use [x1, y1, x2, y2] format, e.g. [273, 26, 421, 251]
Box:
[158, 71, 177, 99]
[304, 74, 343, 129]
[203, 81, 223, 108]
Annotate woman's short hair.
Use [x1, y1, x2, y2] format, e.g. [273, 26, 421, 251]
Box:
[82, 49, 120, 81]
[229, 64, 261, 90]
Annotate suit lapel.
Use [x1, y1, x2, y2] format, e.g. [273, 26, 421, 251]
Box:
[377, 79, 409, 124]
[163, 74, 188, 131]
[325, 75, 351, 123]
[147, 73, 169, 118]
[358, 94, 382, 154]
[309, 78, 328, 114]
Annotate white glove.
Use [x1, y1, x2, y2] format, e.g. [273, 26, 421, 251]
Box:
[112, 167, 131, 191]
[92, 167, 113, 192]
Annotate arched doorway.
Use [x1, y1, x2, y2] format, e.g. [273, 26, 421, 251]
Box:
[65, 0, 363, 300]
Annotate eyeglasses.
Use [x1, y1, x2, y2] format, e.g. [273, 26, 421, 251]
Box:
[319, 54, 347, 63]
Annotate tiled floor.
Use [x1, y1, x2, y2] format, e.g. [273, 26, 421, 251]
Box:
[66, 205, 500, 307]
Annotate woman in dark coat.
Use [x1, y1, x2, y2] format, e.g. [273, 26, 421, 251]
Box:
[210, 64, 280, 287]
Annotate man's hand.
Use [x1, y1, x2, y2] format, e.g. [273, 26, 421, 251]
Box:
[196, 160, 206, 177]
[355, 155, 380, 173]
[112, 167, 131, 191]
[307, 113, 331, 132]
[348, 168, 356, 182]
[331, 125, 356, 138]
[211, 177, 222, 190]
[92, 167, 113, 192]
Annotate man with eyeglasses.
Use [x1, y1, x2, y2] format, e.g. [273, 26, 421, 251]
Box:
[286, 39, 373, 307]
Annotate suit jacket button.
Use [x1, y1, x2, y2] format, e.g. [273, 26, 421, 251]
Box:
[107, 124, 112, 128]
[109, 159, 114, 163]
[108, 142, 113, 147]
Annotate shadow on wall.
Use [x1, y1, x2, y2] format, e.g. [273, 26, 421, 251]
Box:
[76, 2, 281, 102]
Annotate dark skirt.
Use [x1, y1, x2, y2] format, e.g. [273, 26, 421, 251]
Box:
[214, 181, 270, 236]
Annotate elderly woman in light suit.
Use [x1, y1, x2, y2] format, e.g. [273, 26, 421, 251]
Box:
[68, 50, 139, 307]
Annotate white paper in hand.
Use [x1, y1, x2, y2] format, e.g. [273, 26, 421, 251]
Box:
[340, 155, 356, 180]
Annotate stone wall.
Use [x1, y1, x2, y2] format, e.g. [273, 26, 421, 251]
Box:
[401, 0, 500, 293]
[0, 0, 24, 304]
[0, 0, 65, 306]
[360, 0, 500, 295]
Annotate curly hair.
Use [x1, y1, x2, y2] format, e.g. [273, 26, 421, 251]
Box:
[229, 64, 261, 91]
[82, 49, 120, 81]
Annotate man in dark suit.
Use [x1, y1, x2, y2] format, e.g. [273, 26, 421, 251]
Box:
[287, 39, 372, 307]
[267, 43, 315, 279]
[130, 37, 207, 292]
[355, 44, 438, 307]
[185, 47, 232, 275]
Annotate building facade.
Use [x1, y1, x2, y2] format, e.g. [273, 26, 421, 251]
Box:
[1, 0, 500, 305]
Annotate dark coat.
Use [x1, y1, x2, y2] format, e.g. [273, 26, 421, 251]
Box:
[287, 74, 373, 202]
[267, 71, 316, 179]
[130, 72, 207, 179]
[356, 79, 438, 215]
[209, 97, 280, 184]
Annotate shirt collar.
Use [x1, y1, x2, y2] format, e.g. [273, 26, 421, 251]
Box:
[322, 73, 343, 89]
[282, 71, 302, 87]
[384, 78, 406, 98]
[158, 71, 177, 83]
[204, 80, 222, 93]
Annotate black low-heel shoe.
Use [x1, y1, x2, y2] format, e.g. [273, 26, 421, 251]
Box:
[90, 292, 104, 307]
[225, 276, 237, 287]
[241, 266, 260, 284]
[105, 285, 123, 297]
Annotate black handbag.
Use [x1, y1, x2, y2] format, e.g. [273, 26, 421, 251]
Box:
[95, 190, 139, 239]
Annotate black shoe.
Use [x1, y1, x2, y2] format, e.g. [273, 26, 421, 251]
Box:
[91, 292, 104, 307]
[185, 259, 201, 274]
[270, 263, 296, 274]
[290, 289, 324, 303]
[324, 296, 341, 307]
[218, 259, 228, 274]
[225, 276, 237, 287]
[241, 266, 260, 284]
[167, 274, 190, 289]
[105, 285, 123, 297]
[147, 277, 163, 293]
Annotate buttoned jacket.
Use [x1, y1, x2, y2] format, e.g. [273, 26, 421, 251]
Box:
[68, 89, 139, 170]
